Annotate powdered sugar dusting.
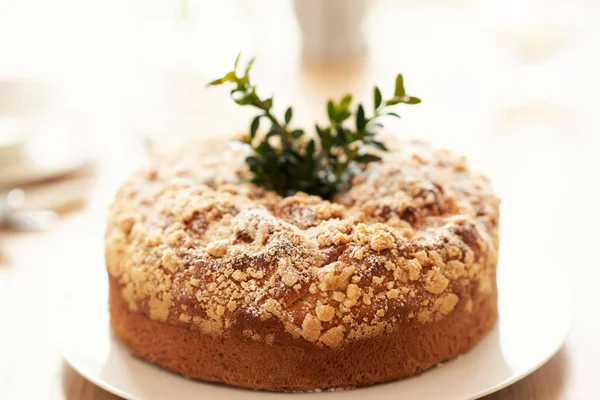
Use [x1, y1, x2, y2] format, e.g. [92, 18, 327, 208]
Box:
[105, 139, 499, 347]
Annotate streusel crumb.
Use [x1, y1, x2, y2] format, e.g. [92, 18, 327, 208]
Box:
[105, 139, 499, 348]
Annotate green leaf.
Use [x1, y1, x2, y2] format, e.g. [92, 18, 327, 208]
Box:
[327, 100, 336, 123]
[234, 52, 242, 72]
[374, 87, 382, 109]
[207, 71, 236, 87]
[306, 139, 316, 157]
[316, 125, 331, 151]
[340, 94, 353, 110]
[405, 96, 421, 104]
[366, 140, 388, 151]
[387, 96, 421, 105]
[394, 74, 406, 97]
[285, 107, 293, 124]
[347, 147, 359, 163]
[355, 153, 381, 163]
[334, 160, 345, 177]
[260, 97, 273, 110]
[238, 135, 251, 145]
[244, 57, 256, 78]
[290, 129, 304, 139]
[336, 125, 349, 145]
[356, 105, 366, 132]
[337, 109, 352, 122]
[315, 124, 325, 138]
[234, 92, 253, 105]
[265, 129, 280, 139]
[256, 138, 273, 153]
[386, 112, 401, 119]
[250, 116, 260, 139]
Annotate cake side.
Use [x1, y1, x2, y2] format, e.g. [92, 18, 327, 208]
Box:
[109, 274, 497, 391]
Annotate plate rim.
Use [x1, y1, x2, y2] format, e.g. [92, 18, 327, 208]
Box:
[57, 251, 573, 400]
[60, 314, 571, 400]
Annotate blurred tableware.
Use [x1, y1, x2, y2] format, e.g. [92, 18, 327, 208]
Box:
[293, 0, 368, 56]
[17, 168, 95, 212]
[0, 113, 93, 189]
[485, 0, 575, 65]
[0, 80, 51, 117]
[0, 79, 50, 149]
[0, 188, 57, 231]
[0, 131, 92, 189]
[0, 79, 94, 216]
[0, 117, 28, 165]
[478, 0, 579, 126]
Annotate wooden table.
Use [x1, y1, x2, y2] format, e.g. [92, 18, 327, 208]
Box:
[1, 1, 599, 399]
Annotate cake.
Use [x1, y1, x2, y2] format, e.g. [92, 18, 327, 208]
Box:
[105, 139, 500, 391]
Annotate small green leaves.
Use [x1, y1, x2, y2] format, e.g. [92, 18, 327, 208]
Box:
[366, 140, 388, 151]
[337, 108, 352, 123]
[207, 71, 236, 86]
[234, 52, 241, 72]
[355, 153, 382, 163]
[383, 74, 421, 106]
[327, 95, 354, 125]
[385, 96, 421, 106]
[250, 116, 260, 139]
[259, 97, 273, 111]
[327, 100, 336, 123]
[404, 96, 421, 104]
[290, 129, 304, 139]
[374, 87, 382, 110]
[306, 139, 316, 157]
[356, 105, 366, 132]
[244, 57, 255, 78]
[395, 74, 406, 97]
[232, 90, 252, 105]
[207, 54, 420, 198]
[340, 94, 353, 110]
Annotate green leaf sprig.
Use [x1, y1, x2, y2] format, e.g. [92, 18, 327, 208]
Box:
[208, 54, 420, 199]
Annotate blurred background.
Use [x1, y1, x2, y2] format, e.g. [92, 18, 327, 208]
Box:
[0, 0, 596, 213]
[0, 0, 598, 399]
[1, 0, 597, 212]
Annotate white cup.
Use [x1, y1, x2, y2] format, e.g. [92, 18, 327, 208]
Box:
[293, 0, 369, 56]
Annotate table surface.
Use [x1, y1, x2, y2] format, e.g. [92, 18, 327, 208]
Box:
[1, 1, 599, 399]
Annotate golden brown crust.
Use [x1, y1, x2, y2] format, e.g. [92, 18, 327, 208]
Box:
[105, 139, 500, 390]
[109, 274, 497, 391]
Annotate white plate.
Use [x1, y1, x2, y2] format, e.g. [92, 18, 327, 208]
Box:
[58, 231, 571, 400]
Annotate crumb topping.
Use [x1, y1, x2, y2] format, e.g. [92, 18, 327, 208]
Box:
[106, 140, 500, 348]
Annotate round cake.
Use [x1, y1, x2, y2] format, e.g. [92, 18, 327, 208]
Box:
[105, 139, 500, 391]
